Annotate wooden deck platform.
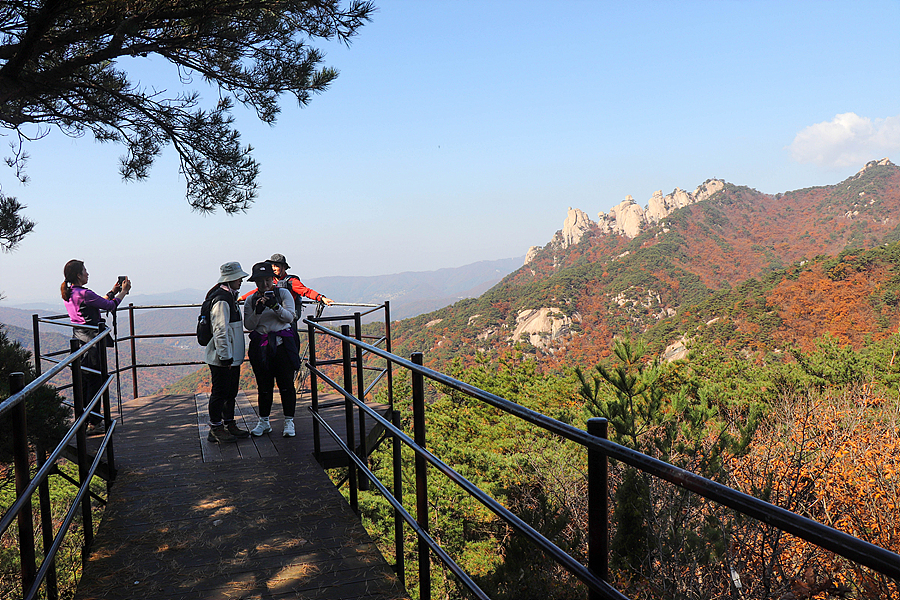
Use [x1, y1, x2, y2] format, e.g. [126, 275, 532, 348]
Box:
[74, 391, 405, 600]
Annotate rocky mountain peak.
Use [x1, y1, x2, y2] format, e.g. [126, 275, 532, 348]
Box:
[525, 178, 726, 264]
[854, 157, 894, 178]
[597, 179, 725, 238]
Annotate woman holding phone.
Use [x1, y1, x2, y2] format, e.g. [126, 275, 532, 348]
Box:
[243, 261, 300, 437]
[61, 259, 131, 429]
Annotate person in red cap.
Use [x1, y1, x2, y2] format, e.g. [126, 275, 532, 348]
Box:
[239, 253, 334, 308]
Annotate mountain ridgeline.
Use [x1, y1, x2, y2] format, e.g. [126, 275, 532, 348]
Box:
[391, 159, 900, 367]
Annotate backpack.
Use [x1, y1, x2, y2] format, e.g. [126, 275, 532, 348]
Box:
[277, 275, 303, 309]
[197, 285, 241, 346]
[196, 296, 215, 346]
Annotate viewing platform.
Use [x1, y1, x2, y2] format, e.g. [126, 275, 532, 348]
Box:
[73, 389, 403, 600]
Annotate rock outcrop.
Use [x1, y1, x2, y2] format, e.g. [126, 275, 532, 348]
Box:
[524, 246, 542, 266]
[557, 207, 595, 248]
[598, 179, 725, 239]
[854, 158, 894, 178]
[509, 308, 579, 350]
[524, 178, 726, 265]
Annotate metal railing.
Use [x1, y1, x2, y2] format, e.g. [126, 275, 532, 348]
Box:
[33, 300, 384, 401]
[117, 300, 385, 399]
[305, 303, 394, 478]
[304, 321, 900, 600]
[11, 299, 391, 599]
[1, 323, 118, 600]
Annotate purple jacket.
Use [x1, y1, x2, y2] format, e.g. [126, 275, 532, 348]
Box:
[65, 286, 120, 326]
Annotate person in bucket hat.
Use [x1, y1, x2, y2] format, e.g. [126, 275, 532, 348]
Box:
[243, 261, 301, 437]
[240, 253, 334, 307]
[204, 261, 249, 443]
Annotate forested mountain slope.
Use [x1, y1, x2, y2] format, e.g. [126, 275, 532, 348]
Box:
[391, 160, 900, 368]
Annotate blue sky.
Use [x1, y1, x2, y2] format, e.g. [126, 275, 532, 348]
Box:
[2, 0, 900, 305]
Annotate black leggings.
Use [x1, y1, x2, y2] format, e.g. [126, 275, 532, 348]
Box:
[208, 364, 240, 423]
[250, 343, 297, 418]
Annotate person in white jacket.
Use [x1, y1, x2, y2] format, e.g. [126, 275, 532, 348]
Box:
[203, 261, 250, 443]
[243, 261, 300, 438]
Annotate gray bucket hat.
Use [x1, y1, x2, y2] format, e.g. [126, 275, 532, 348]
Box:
[269, 253, 290, 269]
[217, 261, 249, 283]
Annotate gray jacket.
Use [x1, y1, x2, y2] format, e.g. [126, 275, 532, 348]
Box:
[204, 291, 246, 366]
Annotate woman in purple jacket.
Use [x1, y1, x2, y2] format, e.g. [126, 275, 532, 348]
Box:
[61, 260, 131, 426]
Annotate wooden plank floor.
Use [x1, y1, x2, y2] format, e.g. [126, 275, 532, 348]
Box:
[74, 392, 406, 600]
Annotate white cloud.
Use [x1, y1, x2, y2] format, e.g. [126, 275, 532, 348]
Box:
[788, 112, 900, 168]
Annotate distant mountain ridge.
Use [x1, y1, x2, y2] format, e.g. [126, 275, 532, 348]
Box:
[304, 257, 524, 319]
[5, 257, 524, 322]
[1, 257, 524, 396]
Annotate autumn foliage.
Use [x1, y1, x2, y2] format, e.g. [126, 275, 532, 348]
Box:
[729, 389, 900, 599]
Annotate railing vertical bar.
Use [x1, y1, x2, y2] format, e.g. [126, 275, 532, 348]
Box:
[308, 319, 321, 459]
[69, 338, 93, 560]
[98, 324, 116, 484]
[391, 408, 405, 588]
[341, 325, 359, 513]
[10, 373, 37, 595]
[384, 301, 394, 413]
[588, 417, 609, 594]
[128, 303, 138, 399]
[411, 352, 430, 600]
[35, 445, 59, 600]
[32, 314, 42, 376]
[31, 317, 57, 598]
[354, 312, 369, 491]
[112, 312, 123, 420]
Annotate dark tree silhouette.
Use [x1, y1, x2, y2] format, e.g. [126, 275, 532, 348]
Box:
[0, 0, 374, 250]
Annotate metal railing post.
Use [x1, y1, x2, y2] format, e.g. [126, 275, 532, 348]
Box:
[385, 301, 394, 412]
[69, 338, 93, 560]
[354, 311, 369, 491]
[128, 303, 138, 399]
[308, 318, 321, 459]
[97, 323, 116, 483]
[10, 373, 37, 595]
[35, 444, 59, 600]
[587, 417, 609, 592]
[32, 314, 42, 376]
[341, 325, 358, 513]
[391, 408, 405, 588]
[411, 352, 430, 600]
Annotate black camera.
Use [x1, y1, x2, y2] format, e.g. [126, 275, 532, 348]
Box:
[117, 275, 127, 285]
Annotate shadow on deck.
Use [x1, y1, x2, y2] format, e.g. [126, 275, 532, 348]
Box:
[74, 391, 405, 600]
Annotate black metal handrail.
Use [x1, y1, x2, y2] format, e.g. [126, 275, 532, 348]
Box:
[33, 300, 383, 400]
[304, 320, 900, 600]
[305, 305, 394, 487]
[1, 325, 118, 600]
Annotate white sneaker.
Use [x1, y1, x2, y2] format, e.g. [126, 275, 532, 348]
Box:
[283, 417, 295, 438]
[251, 417, 271, 436]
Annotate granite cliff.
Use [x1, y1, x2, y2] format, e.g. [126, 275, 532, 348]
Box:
[526, 179, 727, 264]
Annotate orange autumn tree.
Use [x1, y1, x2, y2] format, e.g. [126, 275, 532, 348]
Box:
[768, 263, 892, 351]
[728, 388, 900, 599]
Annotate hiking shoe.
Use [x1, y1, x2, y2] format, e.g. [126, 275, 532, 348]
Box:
[283, 417, 295, 438]
[207, 425, 238, 444]
[226, 421, 250, 439]
[251, 417, 272, 437]
[86, 421, 106, 436]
